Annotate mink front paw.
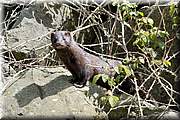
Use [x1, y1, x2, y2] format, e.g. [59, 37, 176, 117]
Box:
[70, 79, 86, 88]
[73, 83, 85, 88]
[73, 80, 87, 88]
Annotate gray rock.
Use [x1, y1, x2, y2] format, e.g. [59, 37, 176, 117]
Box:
[0, 67, 107, 120]
[160, 110, 180, 120]
[5, 17, 50, 54]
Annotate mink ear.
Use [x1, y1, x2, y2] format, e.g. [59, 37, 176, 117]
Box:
[51, 32, 56, 43]
[65, 31, 73, 41]
[63, 31, 72, 46]
[64, 31, 71, 36]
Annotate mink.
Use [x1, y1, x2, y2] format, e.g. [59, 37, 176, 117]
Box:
[51, 31, 152, 100]
[51, 31, 121, 89]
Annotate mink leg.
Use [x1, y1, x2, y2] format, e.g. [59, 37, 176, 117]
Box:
[73, 71, 91, 88]
[73, 78, 87, 88]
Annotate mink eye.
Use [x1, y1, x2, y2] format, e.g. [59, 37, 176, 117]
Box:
[55, 36, 58, 40]
[51, 32, 57, 43]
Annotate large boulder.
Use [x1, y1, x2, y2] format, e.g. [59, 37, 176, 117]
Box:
[0, 67, 107, 120]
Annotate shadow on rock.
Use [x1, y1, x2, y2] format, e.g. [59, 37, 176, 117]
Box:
[15, 75, 72, 107]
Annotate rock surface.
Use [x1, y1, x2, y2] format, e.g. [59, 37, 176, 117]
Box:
[5, 17, 50, 55]
[0, 67, 107, 120]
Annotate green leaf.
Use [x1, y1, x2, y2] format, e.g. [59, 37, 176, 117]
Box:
[145, 48, 157, 58]
[138, 11, 144, 17]
[169, 3, 175, 17]
[163, 60, 171, 67]
[100, 96, 108, 105]
[150, 33, 157, 41]
[173, 16, 180, 24]
[123, 57, 130, 64]
[102, 74, 109, 83]
[120, 65, 132, 77]
[132, 62, 139, 69]
[108, 79, 116, 88]
[115, 75, 123, 83]
[151, 50, 157, 58]
[158, 41, 165, 50]
[147, 18, 154, 26]
[142, 17, 147, 24]
[92, 74, 101, 84]
[138, 57, 145, 64]
[172, 24, 177, 29]
[114, 66, 120, 74]
[129, 11, 137, 16]
[152, 59, 162, 65]
[159, 31, 169, 37]
[108, 96, 120, 107]
[123, 66, 132, 77]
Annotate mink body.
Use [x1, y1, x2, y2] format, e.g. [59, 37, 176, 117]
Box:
[51, 31, 120, 89]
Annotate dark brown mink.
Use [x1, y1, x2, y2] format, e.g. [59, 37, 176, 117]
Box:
[51, 31, 121, 89]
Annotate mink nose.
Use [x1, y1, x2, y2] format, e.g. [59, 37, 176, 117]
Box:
[51, 32, 57, 44]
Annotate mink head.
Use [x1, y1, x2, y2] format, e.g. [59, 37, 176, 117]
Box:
[51, 31, 73, 49]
